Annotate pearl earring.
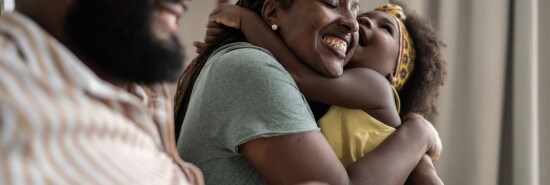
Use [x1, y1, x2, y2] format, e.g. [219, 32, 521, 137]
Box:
[391, 77, 397, 85]
[271, 24, 279, 31]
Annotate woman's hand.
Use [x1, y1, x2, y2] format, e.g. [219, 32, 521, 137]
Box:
[405, 154, 444, 185]
[401, 113, 442, 162]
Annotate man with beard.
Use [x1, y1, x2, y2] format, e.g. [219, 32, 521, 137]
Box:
[0, 0, 204, 184]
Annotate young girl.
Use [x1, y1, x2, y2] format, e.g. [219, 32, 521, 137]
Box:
[198, 2, 446, 184]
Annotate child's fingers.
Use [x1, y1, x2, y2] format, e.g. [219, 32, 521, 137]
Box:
[208, 5, 241, 29]
[204, 31, 217, 43]
[192, 41, 208, 54]
[209, 17, 239, 29]
[204, 26, 224, 43]
[206, 20, 222, 28]
[204, 35, 216, 44]
[205, 27, 223, 37]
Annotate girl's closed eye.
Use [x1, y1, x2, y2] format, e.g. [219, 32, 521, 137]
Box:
[380, 24, 393, 35]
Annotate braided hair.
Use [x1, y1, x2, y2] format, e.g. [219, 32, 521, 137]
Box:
[173, 0, 294, 140]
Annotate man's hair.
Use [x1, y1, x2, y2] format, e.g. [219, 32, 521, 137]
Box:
[392, 1, 447, 116]
[173, 0, 293, 140]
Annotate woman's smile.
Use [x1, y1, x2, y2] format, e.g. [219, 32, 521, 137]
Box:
[322, 35, 349, 59]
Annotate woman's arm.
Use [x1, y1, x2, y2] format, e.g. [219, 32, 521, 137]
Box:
[206, 4, 396, 113]
[241, 113, 442, 185]
[405, 154, 444, 185]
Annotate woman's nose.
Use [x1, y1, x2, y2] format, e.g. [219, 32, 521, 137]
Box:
[339, 10, 359, 33]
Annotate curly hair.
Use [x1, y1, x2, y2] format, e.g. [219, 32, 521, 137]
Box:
[391, 1, 447, 117]
[173, 0, 293, 140]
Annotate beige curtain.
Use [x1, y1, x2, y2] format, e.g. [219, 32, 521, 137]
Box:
[391, 0, 548, 184]
[435, 0, 508, 184]
[364, 0, 548, 184]
[540, 0, 550, 184]
[510, 0, 541, 184]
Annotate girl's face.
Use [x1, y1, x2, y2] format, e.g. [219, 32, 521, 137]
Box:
[348, 11, 401, 78]
[276, 0, 360, 77]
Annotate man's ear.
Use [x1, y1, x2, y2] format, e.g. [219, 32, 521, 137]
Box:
[261, 0, 280, 26]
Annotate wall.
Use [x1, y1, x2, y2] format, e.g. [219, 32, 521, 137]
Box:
[3, 0, 12, 11]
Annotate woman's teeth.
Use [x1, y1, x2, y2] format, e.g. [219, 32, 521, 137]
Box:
[323, 36, 348, 54]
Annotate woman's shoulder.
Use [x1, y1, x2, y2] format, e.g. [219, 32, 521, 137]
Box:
[208, 42, 287, 75]
[210, 42, 275, 63]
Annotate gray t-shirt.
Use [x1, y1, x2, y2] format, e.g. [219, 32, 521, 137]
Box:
[177, 42, 319, 185]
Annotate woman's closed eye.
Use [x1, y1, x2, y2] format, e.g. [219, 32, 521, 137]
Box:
[321, 0, 339, 9]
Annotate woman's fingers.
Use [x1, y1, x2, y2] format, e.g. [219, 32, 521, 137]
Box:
[402, 113, 442, 162]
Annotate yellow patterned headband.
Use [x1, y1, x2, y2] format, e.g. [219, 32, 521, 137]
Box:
[375, 4, 416, 91]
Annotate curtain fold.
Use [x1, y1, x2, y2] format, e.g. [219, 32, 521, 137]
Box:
[540, 0, 550, 184]
[434, 0, 547, 184]
[511, 0, 540, 184]
[434, 0, 509, 184]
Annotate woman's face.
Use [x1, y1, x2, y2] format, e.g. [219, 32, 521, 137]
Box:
[348, 11, 400, 78]
[276, 0, 360, 77]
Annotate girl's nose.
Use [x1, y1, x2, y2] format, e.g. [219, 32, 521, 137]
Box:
[357, 16, 374, 30]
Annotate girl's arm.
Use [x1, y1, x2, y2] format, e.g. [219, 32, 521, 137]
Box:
[207, 5, 397, 119]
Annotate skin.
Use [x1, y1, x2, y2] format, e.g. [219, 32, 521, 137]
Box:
[350, 12, 401, 81]
[203, 1, 442, 185]
[14, 0, 189, 87]
[203, 5, 402, 127]
[273, 0, 360, 77]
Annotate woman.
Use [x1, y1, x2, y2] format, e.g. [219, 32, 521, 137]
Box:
[174, 0, 441, 184]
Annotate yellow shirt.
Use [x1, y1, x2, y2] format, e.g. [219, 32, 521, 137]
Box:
[319, 88, 400, 167]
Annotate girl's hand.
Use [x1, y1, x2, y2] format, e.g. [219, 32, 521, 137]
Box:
[208, 3, 250, 29]
[194, 4, 255, 53]
[193, 21, 224, 53]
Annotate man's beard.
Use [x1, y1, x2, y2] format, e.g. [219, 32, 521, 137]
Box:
[65, 0, 185, 84]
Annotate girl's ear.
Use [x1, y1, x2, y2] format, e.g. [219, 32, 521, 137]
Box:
[261, 0, 281, 27]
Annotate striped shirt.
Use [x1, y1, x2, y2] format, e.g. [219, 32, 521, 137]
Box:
[0, 12, 204, 185]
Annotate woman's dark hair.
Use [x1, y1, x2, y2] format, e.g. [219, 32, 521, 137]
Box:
[173, 0, 293, 140]
[392, 1, 447, 116]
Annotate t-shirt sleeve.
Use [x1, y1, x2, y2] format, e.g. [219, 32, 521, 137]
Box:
[204, 45, 319, 153]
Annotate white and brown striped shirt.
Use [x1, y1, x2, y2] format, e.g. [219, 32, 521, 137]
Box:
[0, 12, 203, 185]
